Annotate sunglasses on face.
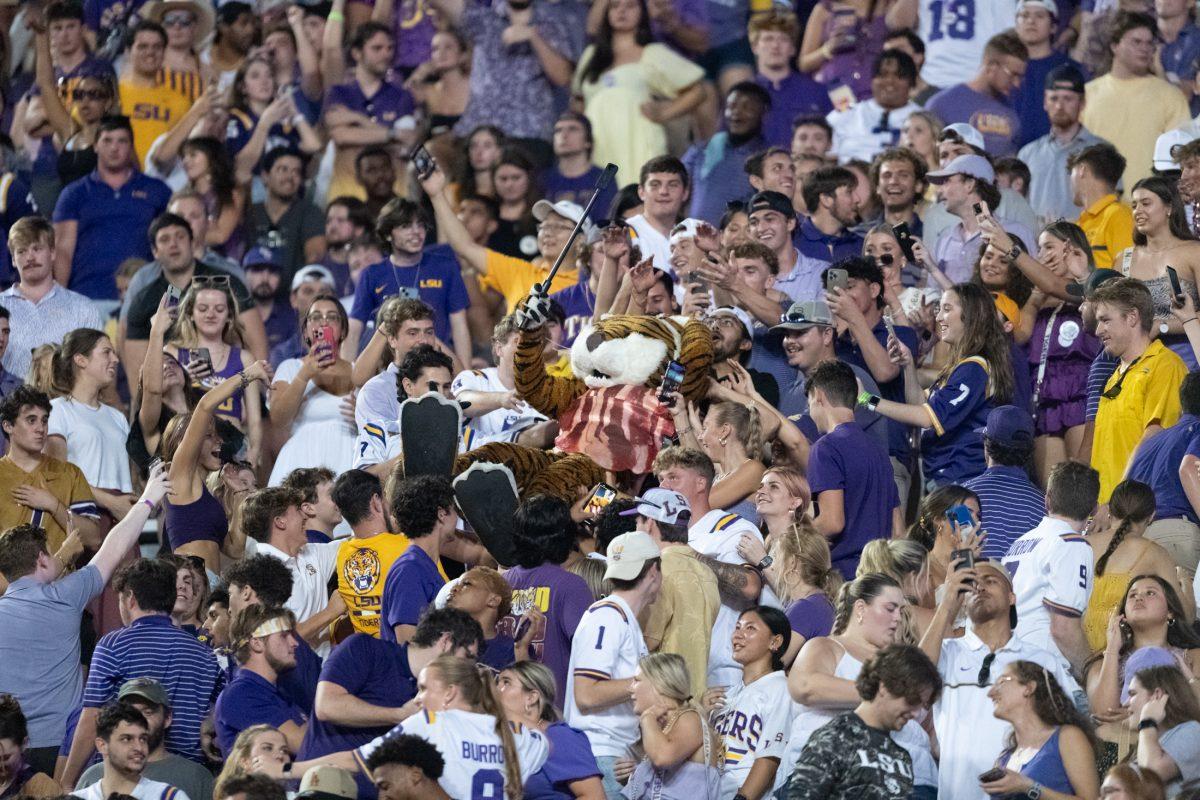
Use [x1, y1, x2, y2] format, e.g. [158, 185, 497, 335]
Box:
[162, 12, 196, 26]
[72, 88, 111, 102]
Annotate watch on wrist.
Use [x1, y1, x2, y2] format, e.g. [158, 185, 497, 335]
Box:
[858, 392, 882, 411]
[1026, 782, 1043, 800]
[1006, 243, 1022, 263]
[1138, 718, 1160, 730]
[756, 555, 774, 571]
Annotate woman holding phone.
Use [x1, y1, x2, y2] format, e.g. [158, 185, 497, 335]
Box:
[166, 279, 262, 467]
[268, 295, 358, 486]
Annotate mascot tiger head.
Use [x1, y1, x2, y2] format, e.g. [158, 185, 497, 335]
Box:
[570, 315, 712, 400]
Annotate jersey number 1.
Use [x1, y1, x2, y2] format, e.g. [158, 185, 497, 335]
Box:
[928, 0, 975, 41]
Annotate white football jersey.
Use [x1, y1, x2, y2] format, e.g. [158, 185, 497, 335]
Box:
[451, 367, 546, 448]
[354, 368, 469, 467]
[357, 708, 548, 799]
[689, 510, 764, 687]
[564, 595, 648, 758]
[1002, 516, 1093, 673]
[714, 671, 794, 798]
[917, 0, 1018, 88]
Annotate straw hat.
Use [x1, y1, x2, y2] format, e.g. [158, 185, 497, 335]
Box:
[141, 0, 216, 44]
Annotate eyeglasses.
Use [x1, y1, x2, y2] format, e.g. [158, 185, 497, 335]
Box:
[72, 88, 111, 102]
[1102, 354, 1143, 399]
[193, 275, 231, 289]
[307, 311, 341, 323]
[977, 652, 996, 687]
[162, 12, 196, 26]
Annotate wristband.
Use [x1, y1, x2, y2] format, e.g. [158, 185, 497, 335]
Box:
[857, 390, 872, 406]
[1138, 718, 1160, 730]
[328, 10, 344, 21]
[141, 499, 155, 511]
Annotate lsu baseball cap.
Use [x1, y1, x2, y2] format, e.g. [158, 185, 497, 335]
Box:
[618, 488, 691, 526]
[603, 532, 661, 581]
[771, 300, 833, 333]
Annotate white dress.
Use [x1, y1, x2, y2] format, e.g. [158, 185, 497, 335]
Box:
[267, 358, 357, 486]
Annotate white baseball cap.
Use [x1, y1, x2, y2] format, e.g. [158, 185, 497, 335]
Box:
[618, 488, 691, 526]
[1016, 0, 1058, 18]
[943, 123, 986, 152]
[291, 264, 336, 292]
[604, 532, 661, 581]
[533, 199, 595, 240]
[1154, 127, 1200, 172]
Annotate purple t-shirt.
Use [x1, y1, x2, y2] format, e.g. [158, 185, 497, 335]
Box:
[324, 79, 415, 128]
[540, 165, 617, 225]
[807, 421, 899, 578]
[480, 634, 516, 672]
[549, 282, 595, 347]
[379, 545, 445, 643]
[214, 670, 306, 756]
[756, 71, 834, 148]
[500, 563, 594, 709]
[523, 721, 602, 800]
[349, 246, 469, 345]
[925, 83, 1022, 156]
[296, 633, 415, 796]
[785, 594, 836, 641]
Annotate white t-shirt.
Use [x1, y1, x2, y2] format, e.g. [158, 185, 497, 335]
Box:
[625, 215, 672, 278]
[254, 539, 341, 656]
[72, 776, 189, 800]
[714, 670, 794, 798]
[933, 630, 1079, 800]
[1001, 516, 1092, 672]
[48, 397, 132, 492]
[916, 0, 1018, 88]
[357, 708, 547, 799]
[688, 510, 764, 687]
[565, 594, 648, 758]
[451, 367, 546, 447]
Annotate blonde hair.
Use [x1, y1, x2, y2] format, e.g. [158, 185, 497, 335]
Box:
[769, 520, 842, 603]
[708, 401, 764, 457]
[856, 540, 928, 644]
[567, 557, 610, 601]
[28, 344, 58, 394]
[426, 656, 523, 800]
[500, 662, 559, 723]
[214, 724, 283, 799]
[636, 653, 723, 764]
[169, 284, 246, 348]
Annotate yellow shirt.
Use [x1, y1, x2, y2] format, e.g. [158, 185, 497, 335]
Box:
[1081, 74, 1190, 189]
[1077, 194, 1134, 269]
[335, 531, 449, 637]
[642, 544, 720, 702]
[120, 69, 202, 168]
[480, 250, 580, 313]
[1092, 339, 1187, 501]
[0, 455, 97, 553]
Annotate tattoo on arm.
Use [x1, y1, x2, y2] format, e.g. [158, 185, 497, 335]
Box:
[696, 554, 755, 610]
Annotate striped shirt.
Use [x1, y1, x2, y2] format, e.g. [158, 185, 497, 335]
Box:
[0, 282, 105, 381]
[1085, 350, 1120, 422]
[71, 775, 189, 800]
[82, 615, 223, 762]
[963, 466, 1046, 559]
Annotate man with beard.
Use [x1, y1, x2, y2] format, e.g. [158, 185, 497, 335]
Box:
[319, 197, 372, 297]
[72, 702, 191, 800]
[77, 680, 213, 800]
[919, 558, 1077, 800]
[246, 148, 326, 281]
[771, 300, 888, 454]
[1019, 65, 1107, 223]
[354, 148, 397, 224]
[796, 167, 864, 274]
[214, 606, 307, 755]
[684, 83, 770, 224]
[243, 248, 296, 353]
[707, 305, 780, 407]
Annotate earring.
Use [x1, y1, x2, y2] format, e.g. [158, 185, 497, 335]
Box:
[719, 436, 728, 446]
[1169, 617, 1176, 626]
[857, 613, 863, 624]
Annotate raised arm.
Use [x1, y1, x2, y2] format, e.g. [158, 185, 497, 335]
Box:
[420, 165, 488, 273]
[32, 25, 75, 142]
[287, 5, 322, 100]
[90, 463, 171, 581]
[425, 0, 465, 27]
[319, 0, 348, 88]
[137, 296, 172, 438]
[169, 362, 272, 489]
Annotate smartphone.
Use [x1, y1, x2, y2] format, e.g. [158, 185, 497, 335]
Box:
[317, 326, 337, 356]
[946, 504, 974, 530]
[882, 313, 898, 344]
[825, 267, 849, 292]
[513, 615, 533, 642]
[951, 547, 976, 571]
[165, 284, 182, 316]
[396, 285, 420, 301]
[1167, 265, 1184, 305]
[584, 482, 619, 514]
[979, 768, 1006, 784]
[658, 359, 686, 402]
[892, 222, 916, 262]
[973, 202, 984, 216]
[411, 144, 436, 179]
[190, 347, 212, 370]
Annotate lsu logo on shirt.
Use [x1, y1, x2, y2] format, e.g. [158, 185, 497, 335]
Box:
[969, 111, 1014, 138]
[716, 710, 768, 759]
[344, 547, 382, 593]
[131, 103, 173, 122]
[419, 279, 444, 289]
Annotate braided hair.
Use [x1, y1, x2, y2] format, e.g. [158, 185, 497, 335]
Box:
[1095, 481, 1155, 576]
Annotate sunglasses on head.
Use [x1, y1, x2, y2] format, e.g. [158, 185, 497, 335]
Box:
[193, 275, 231, 289]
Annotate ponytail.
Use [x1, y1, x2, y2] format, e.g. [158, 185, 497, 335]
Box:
[1095, 519, 1130, 577]
[833, 573, 901, 635]
[428, 656, 524, 800]
[1098, 481, 1156, 576]
[50, 328, 108, 396]
[712, 401, 764, 457]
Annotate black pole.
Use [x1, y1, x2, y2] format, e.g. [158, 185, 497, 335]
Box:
[536, 162, 618, 293]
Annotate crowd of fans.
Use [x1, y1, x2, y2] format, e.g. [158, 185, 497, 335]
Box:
[3, 0, 1200, 798]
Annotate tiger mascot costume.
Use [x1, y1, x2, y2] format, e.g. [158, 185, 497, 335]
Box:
[452, 308, 713, 500]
